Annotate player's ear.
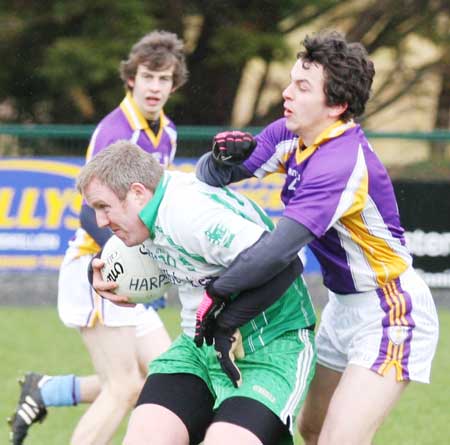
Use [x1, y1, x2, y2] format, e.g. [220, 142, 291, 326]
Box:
[127, 77, 135, 90]
[129, 182, 153, 205]
[329, 102, 348, 119]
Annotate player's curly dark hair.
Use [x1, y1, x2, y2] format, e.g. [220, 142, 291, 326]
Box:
[298, 31, 375, 121]
[120, 30, 188, 90]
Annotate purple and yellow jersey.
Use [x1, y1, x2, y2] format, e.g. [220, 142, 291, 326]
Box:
[86, 92, 177, 167]
[244, 118, 412, 294]
[68, 92, 177, 259]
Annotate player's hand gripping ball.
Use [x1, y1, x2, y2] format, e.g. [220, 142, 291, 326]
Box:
[100, 235, 171, 304]
[212, 130, 257, 166]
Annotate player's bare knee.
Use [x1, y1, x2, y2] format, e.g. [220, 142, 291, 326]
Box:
[107, 374, 144, 407]
[298, 416, 321, 445]
[318, 422, 370, 445]
[319, 433, 365, 445]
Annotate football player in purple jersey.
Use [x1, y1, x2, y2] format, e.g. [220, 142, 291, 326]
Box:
[9, 30, 188, 445]
[196, 31, 438, 445]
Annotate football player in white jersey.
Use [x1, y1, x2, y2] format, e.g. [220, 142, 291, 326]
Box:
[82, 141, 317, 445]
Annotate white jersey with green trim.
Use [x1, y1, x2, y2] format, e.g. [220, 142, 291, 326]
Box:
[140, 171, 315, 350]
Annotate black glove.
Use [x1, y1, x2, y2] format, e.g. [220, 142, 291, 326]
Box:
[214, 328, 245, 388]
[87, 251, 102, 287]
[194, 279, 230, 347]
[194, 289, 225, 347]
[212, 131, 257, 166]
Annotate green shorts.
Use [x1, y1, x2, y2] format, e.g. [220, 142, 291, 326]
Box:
[149, 329, 316, 436]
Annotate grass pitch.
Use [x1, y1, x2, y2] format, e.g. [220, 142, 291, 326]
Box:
[1, 306, 448, 444]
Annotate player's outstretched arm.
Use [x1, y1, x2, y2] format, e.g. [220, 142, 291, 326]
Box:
[194, 255, 303, 353]
[194, 218, 313, 348]
[196, 152, 253, 187]
[215, 256, 304, 331]
[195, 130, 255, 187]
[194, 256, 303, 388]
[211, 217, 314, 296]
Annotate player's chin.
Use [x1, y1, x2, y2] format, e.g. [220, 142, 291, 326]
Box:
[113, 231, 133, 246]
[284, 118, 298, 133]
[144, 103, 162, 117]
[121, 237, 135, 247]
[120, 234, 145, 247]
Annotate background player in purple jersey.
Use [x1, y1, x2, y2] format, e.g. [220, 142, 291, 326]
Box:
[196, 31, 438, 445]
[9, 30, 188, 445]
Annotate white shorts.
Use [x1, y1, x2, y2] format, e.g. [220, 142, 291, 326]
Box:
[316, 267, 439, 383]
[57, 251, 163, 337]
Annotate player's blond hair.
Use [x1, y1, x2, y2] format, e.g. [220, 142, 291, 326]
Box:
[120, 30, 188, 91]
[77, 140, 163, 200]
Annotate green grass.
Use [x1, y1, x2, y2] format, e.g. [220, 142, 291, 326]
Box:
[372, 308, 449, 445]
[1, 307, 448, 444]
[1, 306, 181, 444]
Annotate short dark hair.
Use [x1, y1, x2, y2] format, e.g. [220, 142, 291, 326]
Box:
[120, 30, 188, 90]
[298, 31, 375, 121]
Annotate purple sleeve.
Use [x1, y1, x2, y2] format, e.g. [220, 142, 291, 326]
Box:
[243, 118, 294, 176]
[90, 125, 116, 156]
[88, 108, 133, 159]
[283, 139, 361, 238]
[90, 127, 127, 158]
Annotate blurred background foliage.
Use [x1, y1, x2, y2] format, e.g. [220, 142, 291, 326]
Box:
[0, 0, 449, 161]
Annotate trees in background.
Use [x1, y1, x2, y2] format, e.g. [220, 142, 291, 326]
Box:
[340, 0, 450, 160]
[0, 0, 156, 123]
[0, 0, 338, 124]
[0, 0, 448, 150]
